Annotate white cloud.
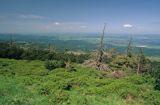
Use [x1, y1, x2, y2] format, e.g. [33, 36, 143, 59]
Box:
[54, 22, 60, 25]
[80, 25, 87, 28]
[44, 22, 60, 30]
[43, 22, 90, 32]
[19, 14, 44, 19]
[123, 24, 133, 28]
[137, 45, 147, 48]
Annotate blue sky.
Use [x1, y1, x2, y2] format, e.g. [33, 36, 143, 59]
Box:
[0, 0, 160, 34]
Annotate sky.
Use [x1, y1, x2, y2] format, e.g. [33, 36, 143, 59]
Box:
[0, 0, 160, 34]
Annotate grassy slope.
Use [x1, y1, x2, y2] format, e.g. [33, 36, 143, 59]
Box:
[0, 58, 160, 105]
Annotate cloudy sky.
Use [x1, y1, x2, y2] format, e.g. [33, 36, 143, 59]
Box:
[0, 0, 160, 34]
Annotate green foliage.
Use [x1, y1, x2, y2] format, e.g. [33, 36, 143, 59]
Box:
[0, 42, 23, 59]
[103, 48, 117, 63]
[0, 76, 52, 105]
[151, 61, 160, 90]
[150, 61, 160, 77]
[109, 55, 137, 71]
[155, 77, 160, 90]
[0, 58, 160, 105]
[45, 60, 56, 70]
[0, 42, 90, 63]
[109, 53, 151, 75]
[45, 60, 65, 70]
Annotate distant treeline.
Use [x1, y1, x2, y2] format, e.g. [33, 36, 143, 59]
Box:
[0, 42, 90, 63]
[1, 34, 160, 56]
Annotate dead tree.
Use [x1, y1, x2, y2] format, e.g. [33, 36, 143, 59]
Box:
[83, 24, 109, 70]
[48, 43, 51, 52]
[48, 43, 56, 53]
[137, 48, 145, 75]
[96, 24, 106, 70]
[64, 48, 71, 69]
[9, 35, 14, 46]
[126, 37, 132, 57]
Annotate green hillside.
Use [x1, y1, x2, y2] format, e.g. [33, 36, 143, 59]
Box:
[0, 58, 160, 105]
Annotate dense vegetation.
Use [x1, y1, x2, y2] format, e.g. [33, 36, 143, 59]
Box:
[0, 42, 90, 63]
[0, 58, 160, 105]
[0, 38, 160, 105]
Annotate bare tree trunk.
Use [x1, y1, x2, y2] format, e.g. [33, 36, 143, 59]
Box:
[64, 48, 71, 69]
[65, 61, 70, 69]
[137, 48, 144, 75]
[48, 43, 51, 52]
[96, 24, 106, 70]
[9, 35, 14, 46]
[126, 37, 132, 57]
[137, 61, 140, 75]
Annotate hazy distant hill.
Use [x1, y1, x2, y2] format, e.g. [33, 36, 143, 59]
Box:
[0, 33, 160, 56]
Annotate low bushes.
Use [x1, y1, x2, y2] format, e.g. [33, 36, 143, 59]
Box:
[45, 60, 65, 70]
[150, 61, 160, 90]
[0, 42, 90, 63]
[1, 58, 160, 105]
[154, 72, 160, 91]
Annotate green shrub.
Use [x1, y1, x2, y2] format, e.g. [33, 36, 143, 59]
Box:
[67, 66, 77, 72]
[1, 58, 160, 105]
[155, 76, 160, 90]
[45, 60, 65, 70]
[150, 61, 160, 90]
[45, 60, 56, 70]
[56, 60, 66, 68]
